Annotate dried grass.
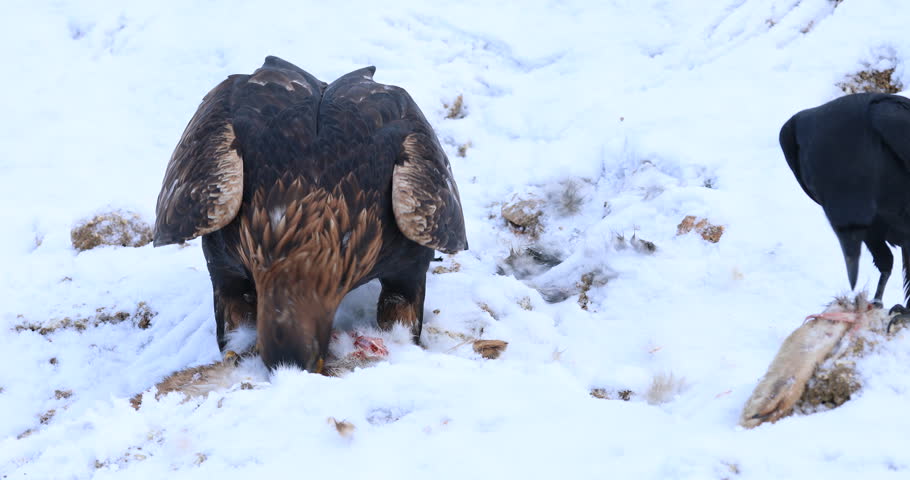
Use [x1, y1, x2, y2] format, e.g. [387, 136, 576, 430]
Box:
[71, 210, 152, 251]
[14, 302, 156, 335]
[837, 67, 902, 94]
[444, 94, 466, 119]
[646, 372, 688, 405]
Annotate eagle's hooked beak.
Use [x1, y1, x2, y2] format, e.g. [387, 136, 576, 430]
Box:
[257, 307, 332, 374]
[835, 228, 865, 290]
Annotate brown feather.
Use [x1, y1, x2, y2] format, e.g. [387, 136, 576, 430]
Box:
[154, 77, 244, 246]
[393, 133, 468, 253]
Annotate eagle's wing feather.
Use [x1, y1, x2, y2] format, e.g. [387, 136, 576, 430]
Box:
[154, 76, 245, 246]
[392, 131, 468, 253]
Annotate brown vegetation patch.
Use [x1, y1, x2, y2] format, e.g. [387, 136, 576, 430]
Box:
[456, 141, 472, 158]
[478, 303, 499, 320]
[444, 94, 466, 119]
[71, 210, 152, 251]
[39, 409, 55, 425]
[838, 67, 902, 94]
[54, 389, 72, 400]
[15, 302, 156, 335]
[550, 180, 584, 216]
[590, 388, 633, 401]
[677, 215, 724, 243]
[473, 339, 508, 359]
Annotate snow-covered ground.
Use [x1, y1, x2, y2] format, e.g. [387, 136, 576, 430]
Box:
[3, 0, 910, 478]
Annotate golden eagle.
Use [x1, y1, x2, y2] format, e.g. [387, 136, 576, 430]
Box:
[153, 56, 468, 372]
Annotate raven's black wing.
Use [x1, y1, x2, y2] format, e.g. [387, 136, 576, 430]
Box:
[779, 113, 819, 203]
[870, 94, 910, 172]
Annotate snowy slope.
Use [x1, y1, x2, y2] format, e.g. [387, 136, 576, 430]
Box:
[3, 0, 910, 478]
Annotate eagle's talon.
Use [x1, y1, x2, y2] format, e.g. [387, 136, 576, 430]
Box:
[887, 313, 910, 334]
[888, 304, 908, 316]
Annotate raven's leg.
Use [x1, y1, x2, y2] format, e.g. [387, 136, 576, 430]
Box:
[864, 226, 892, 308]
[376, 249, 433, 344]
[202, 233, 257, 356]
[887, 245, 910, 333]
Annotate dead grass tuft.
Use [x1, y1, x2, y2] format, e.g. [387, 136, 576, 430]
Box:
[39, 409, 56, 425]
[838, 67, 902, 94]
[590, 388, 634, 401]
[517, 296, 533, 311]
[473, 340, 508, 359]
[577, 272, 599, 310]
[477, 302, 499, 320]
[15, 302, 157, 335]
[457, 141, 472, 157]
[71, 209, 152, 251]
[553, 180, 584, 216]
[54, 389, 72, 400]
[444, 94, 466, 119]
[646, 372, 688, 405]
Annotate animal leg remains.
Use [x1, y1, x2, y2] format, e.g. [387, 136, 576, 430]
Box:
[805, 310, 864, 333]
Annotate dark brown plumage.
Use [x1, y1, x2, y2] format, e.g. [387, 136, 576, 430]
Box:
[154, 56, 468, 372]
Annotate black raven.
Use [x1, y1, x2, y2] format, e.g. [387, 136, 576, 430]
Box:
[780, 92, 910, 329]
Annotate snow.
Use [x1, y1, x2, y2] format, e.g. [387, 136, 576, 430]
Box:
[3, 0, 910, 478]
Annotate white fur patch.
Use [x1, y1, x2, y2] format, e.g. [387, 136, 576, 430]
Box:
[225, 324, 258, 354]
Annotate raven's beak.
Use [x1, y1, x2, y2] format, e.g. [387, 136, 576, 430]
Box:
[836, 229, 864, 290]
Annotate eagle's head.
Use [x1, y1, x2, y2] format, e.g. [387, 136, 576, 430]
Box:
[255, 262, 338, 372]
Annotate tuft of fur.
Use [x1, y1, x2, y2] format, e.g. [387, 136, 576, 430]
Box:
[224, 324, 258, 354]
